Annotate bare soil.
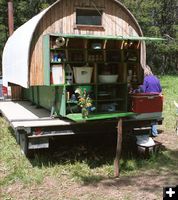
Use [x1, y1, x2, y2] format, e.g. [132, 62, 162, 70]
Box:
[1, 131, 178, 200]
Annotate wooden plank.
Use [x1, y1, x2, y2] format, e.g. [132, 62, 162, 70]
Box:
[0, 101, 46, 121]
[106, 0, 112, 36]
[51, 5, 55, 33]
[0, 101, 71, 128]
[34, 40, 39, 85]
[58, 1, 63, 33]
[12, 119, 71, 128]
[63, 0, 66, 33]
[114, 118, 122, 177]
[38, 21, 44, 84]
[11, 86, 22, 100]
[38, 37, 43, 85]
[66, 0, 72, 33]
[53, 2, 58, 33]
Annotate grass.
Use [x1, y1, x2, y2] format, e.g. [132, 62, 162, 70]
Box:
[160, 75, 178, 130]
[0, 75, 178, 199]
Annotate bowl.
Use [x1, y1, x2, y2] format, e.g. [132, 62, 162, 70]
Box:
[91, 43, 102, 49]
[98, 75, 118, 83]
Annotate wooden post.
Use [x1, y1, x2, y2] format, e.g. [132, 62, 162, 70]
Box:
[8, 0, 14, 36]
[114, 118, 123, 177]
[7, 0, 22, 100]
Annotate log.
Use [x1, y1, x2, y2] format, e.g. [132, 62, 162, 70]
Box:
[114, 118, 122, 177]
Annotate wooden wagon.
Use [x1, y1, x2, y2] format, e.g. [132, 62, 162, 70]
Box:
[2, 0, 163, 174]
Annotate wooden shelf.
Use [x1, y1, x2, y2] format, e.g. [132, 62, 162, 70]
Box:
[96, 98, 124, 102]
[45, 35, 141, 117]
[67, 101, 78, 104]
[50, 61, 63, 64]
[66, 83, 96, 86]
[50, 48, 65, 51]
[50, 84, 65, 86]
[97, 82, 125, 85]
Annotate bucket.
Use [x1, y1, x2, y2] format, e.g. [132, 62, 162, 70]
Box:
[73, 67, 93, 84]
[52, 65, 63, 84]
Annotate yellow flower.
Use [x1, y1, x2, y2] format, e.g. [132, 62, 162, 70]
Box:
[79, 98, 85, 102]
[86, 103, 92, 107]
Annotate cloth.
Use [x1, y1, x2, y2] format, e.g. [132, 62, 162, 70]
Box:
[139, 75, 162, 93]
[151, 123, 158, 137]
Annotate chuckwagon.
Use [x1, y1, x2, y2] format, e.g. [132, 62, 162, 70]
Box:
[1, 0, 163, 173]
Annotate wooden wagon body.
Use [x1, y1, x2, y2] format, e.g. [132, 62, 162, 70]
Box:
[2, 0, 162, 121]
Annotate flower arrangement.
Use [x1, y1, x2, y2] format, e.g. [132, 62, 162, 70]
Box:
[75, 88, 94, 118]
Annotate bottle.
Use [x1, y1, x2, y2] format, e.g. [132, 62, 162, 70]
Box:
[132, 72, 137, 83]
[65, 64, 73, 84]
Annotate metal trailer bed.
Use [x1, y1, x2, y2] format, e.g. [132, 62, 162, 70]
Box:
[0, 100, 163, 163]
[0, 100, 124, 156]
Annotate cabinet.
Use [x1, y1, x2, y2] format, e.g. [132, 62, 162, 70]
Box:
[43, 35, 141, 117]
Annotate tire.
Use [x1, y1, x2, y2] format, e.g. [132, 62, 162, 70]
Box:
[15, 130, 20, 144]
[176, 127, 178, 135]
[19, 132, 29, 157]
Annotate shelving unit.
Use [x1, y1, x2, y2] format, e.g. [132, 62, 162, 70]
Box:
[43, 34, 142, 118]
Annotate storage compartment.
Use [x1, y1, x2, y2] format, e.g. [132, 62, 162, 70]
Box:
[43, 35, 142, 117]
[131, 93, 163, 113]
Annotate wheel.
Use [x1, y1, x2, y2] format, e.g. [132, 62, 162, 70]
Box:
[175, 119, 178, 135]
[15, 130, 20, 144]
[176, 127, 178, 135]
[19, 132, 29, 157]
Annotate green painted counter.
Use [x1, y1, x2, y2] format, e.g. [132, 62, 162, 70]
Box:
[66, 112, 135, 122]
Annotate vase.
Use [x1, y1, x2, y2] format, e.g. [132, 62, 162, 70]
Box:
[82, 107, 89, 119]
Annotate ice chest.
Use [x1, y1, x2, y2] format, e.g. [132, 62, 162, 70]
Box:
[131, 93, 163, 113]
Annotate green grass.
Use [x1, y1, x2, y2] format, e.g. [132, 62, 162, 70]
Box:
[160, 75, 178, 130]
[0, 75, 178, 199]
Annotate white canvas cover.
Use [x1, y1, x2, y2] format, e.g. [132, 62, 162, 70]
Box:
[2, 3, 57, 88]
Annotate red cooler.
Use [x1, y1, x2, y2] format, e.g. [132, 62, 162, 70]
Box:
[131, 93, 163, 113]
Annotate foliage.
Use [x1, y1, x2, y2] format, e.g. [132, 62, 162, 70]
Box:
[159, 75, 178, 130]
[75, 88, 94, 118]
[0, 0, 56, 73]
[75, 88, 93, 109]
[0, 0, 178, 74]
[121, 0, 178, 74]
[0, 0, 8, 71]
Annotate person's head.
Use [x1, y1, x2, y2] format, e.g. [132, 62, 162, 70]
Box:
[144, 65, 153, 76]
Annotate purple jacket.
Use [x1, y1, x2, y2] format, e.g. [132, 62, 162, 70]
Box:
[140, 75, 162, 93]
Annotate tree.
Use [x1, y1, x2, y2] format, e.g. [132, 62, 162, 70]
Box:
[0, 0, 55, 73]
[121, 0, 178, 74]
[1, 0, 178, 74]
[0, 0, 9, 73]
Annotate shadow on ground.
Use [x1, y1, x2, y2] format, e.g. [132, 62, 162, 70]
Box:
[25, 131, 178, 187]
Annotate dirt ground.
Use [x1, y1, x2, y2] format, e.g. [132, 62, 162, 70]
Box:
[1, 130, 178, 200]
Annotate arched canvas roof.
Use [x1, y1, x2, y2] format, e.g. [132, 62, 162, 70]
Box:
[2, 1, 58, 87]
[2, 0, 145, 88]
